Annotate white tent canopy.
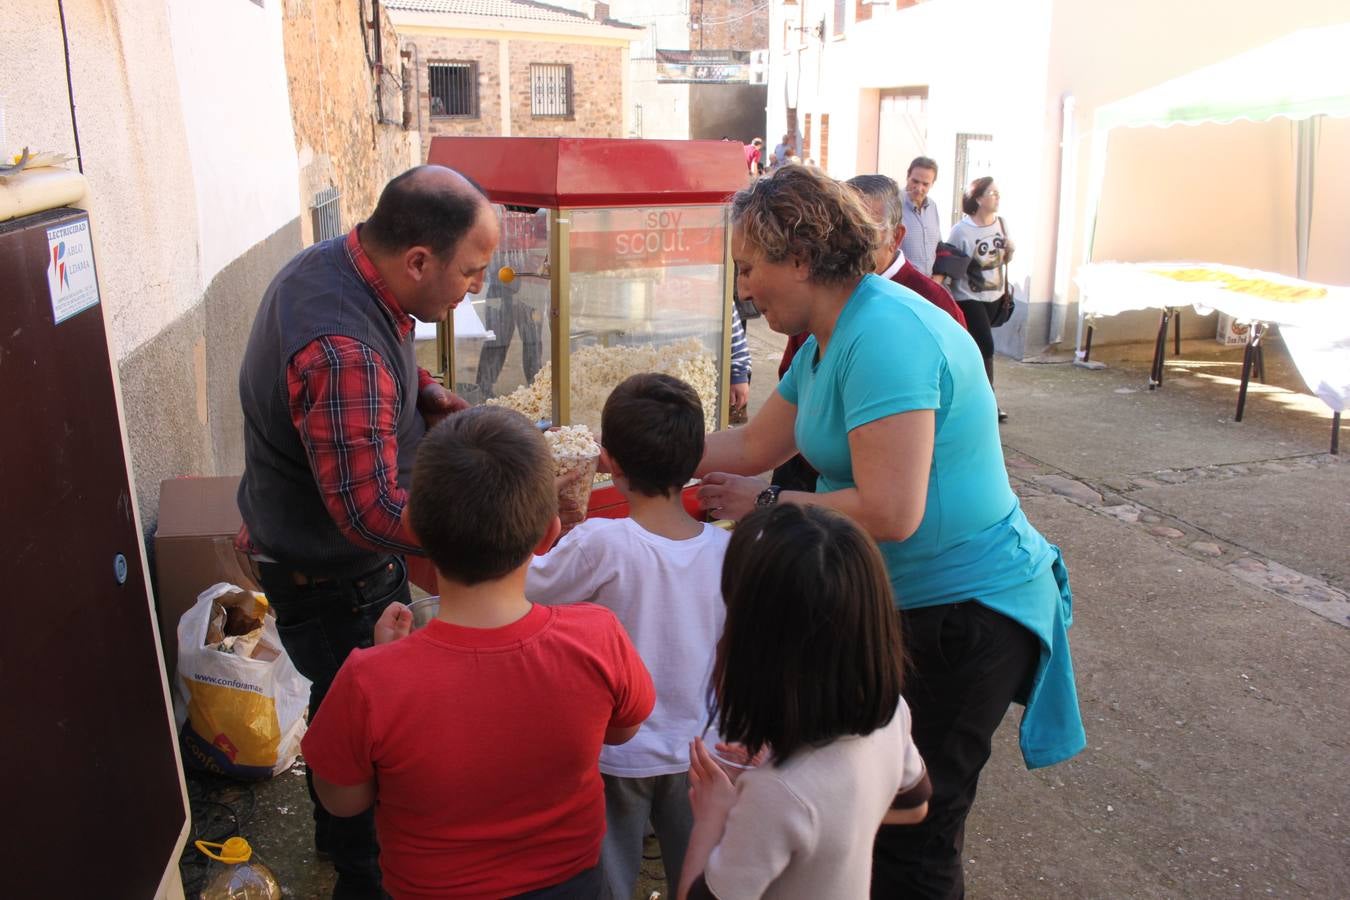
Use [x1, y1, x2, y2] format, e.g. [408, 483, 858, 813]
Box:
[1091, 24, 1350, 132]
[1078, 23, 1350, 355]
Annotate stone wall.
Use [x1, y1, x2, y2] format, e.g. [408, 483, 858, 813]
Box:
[509, 40, 625, 137]
[281, 0, 418, 238]
[690, 0, 769, 51]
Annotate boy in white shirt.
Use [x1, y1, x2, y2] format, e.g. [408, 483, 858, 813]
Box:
[527, 373, 730, 900]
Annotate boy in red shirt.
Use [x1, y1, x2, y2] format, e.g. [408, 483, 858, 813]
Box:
[302, 406, 656, 899]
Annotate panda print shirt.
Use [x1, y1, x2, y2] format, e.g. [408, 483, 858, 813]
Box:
[945, 216, 1008, 303]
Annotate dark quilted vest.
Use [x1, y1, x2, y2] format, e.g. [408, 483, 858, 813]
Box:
[237, 236, 425, 574]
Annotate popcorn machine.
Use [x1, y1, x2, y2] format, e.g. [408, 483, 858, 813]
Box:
[425, 137, 746, 513]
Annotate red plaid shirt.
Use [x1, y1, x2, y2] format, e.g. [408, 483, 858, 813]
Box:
[238, 227, 436, 558]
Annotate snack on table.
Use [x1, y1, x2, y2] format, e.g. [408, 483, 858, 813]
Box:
[544, 425, 602, 511]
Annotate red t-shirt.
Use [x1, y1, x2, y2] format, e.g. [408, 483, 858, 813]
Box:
[302, 603, 656, 899]
[777, 263, 968, 378]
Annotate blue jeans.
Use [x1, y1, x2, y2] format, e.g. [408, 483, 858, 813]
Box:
[256, 555, 411, 900]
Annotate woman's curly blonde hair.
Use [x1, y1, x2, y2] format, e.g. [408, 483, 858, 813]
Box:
[731, 165, 878, 285]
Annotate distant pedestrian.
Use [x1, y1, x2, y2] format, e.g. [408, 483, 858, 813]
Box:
[936, 176, 1016, 422]
[745, 138, 764, 177]
[900, 156, 942, 276]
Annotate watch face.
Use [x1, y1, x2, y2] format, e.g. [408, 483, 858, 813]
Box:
[756, 487, 779, 507]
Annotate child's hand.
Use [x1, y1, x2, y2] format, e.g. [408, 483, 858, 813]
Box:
[374, 602, 414, 644]
[688, 738, 737, 824]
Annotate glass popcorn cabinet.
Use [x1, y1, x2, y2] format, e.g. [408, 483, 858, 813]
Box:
[426, 136, 746, 470]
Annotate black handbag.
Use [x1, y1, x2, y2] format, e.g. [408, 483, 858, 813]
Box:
[986, 217, 1015, 327]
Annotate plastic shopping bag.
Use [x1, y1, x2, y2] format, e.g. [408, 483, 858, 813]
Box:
[174, 583, 311, 779]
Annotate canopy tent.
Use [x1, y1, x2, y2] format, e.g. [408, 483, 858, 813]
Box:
[1086, 23, 1350, 280]
[1081, 22, 1350, 291]
[1089, 24, 1350, 135]
[1073, 23, 1350, 444]
[1085, 21, 1350, 313]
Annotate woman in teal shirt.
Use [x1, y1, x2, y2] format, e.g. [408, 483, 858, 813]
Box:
[696, 166, 1084, 899]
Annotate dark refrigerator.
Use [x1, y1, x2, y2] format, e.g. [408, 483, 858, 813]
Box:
[0, 206, 188, 896]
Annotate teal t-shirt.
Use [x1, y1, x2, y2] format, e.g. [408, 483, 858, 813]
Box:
[780, 274, 1044, 608]
[778, 274, 1085, 768]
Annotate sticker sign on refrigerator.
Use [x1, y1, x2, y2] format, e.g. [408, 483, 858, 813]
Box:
[46, 218, 100, 324]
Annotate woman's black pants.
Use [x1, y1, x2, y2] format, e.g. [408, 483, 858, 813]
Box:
[871, 601, 1039, 900]
[957, 299, 996, 388]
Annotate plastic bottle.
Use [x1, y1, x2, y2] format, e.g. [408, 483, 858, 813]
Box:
[196, 837, 282, 900]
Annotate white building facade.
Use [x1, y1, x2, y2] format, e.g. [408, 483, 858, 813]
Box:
[767, 0, 1350, 358]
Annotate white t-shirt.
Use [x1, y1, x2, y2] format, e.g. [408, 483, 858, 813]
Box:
[704, 699, 927, 900]
[525, 517, 730, 777]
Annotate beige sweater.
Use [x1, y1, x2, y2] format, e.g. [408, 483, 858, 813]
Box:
[704, 699, 927, 900]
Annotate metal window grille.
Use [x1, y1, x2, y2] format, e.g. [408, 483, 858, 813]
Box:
[311, 187, 342, 242]
[530, 64, 573, 117]
[429, 62, 478, 118]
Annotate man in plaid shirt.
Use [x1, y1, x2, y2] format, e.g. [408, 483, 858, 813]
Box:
[237, 166, 497, 898]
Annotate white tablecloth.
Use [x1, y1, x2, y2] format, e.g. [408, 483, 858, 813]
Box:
[1076, 262, 1349, 412]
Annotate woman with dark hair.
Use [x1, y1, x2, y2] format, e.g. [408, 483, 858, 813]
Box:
[694, 165, 1084, 899]
[937, 176, 1014, 421]
[677, 504, 930, 900]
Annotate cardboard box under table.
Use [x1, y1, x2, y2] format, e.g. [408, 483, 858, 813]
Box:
[155, 475, 259, 676]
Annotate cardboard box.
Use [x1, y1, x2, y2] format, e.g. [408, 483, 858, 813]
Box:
[155, 476, 259, 677]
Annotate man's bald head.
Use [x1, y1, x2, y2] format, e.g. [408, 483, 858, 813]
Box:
[363, 165, 491, 258]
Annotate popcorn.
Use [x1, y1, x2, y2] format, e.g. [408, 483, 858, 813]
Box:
[544, 425, 601, 510]
[544, 424, 600, 459]
[487, 338, 720, 433]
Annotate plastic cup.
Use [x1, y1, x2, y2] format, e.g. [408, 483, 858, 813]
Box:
[408, 596, 440, 630]
[556, 452, 600, 515]
[700, 728, 761, 779]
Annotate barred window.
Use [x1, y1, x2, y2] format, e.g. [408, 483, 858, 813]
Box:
[530, 64, 573, 117]
[311, 186, 342, 242]
[429, 61, 478, 118]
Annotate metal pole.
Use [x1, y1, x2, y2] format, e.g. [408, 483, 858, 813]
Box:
[1149, 309, 1169, 389]
[549, 209, 572, 426]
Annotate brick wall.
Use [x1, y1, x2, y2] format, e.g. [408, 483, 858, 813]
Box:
[401, 35, 624, 144]
[405, 34, 504, 147]
[509, 40, 624, 137]
[690, 0, 769, 50]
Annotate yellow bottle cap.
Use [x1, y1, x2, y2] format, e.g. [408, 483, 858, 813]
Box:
[195, 836, 253, 864]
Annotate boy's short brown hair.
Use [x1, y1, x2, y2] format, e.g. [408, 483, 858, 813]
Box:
[601, 373, 705, 498]
[410, 406, 556, 585]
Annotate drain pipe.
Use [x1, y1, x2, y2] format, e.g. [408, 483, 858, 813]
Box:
[1047, 93, 1076, 345]
[405, 42, 422, 136]
[372, 0, 384, 123]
